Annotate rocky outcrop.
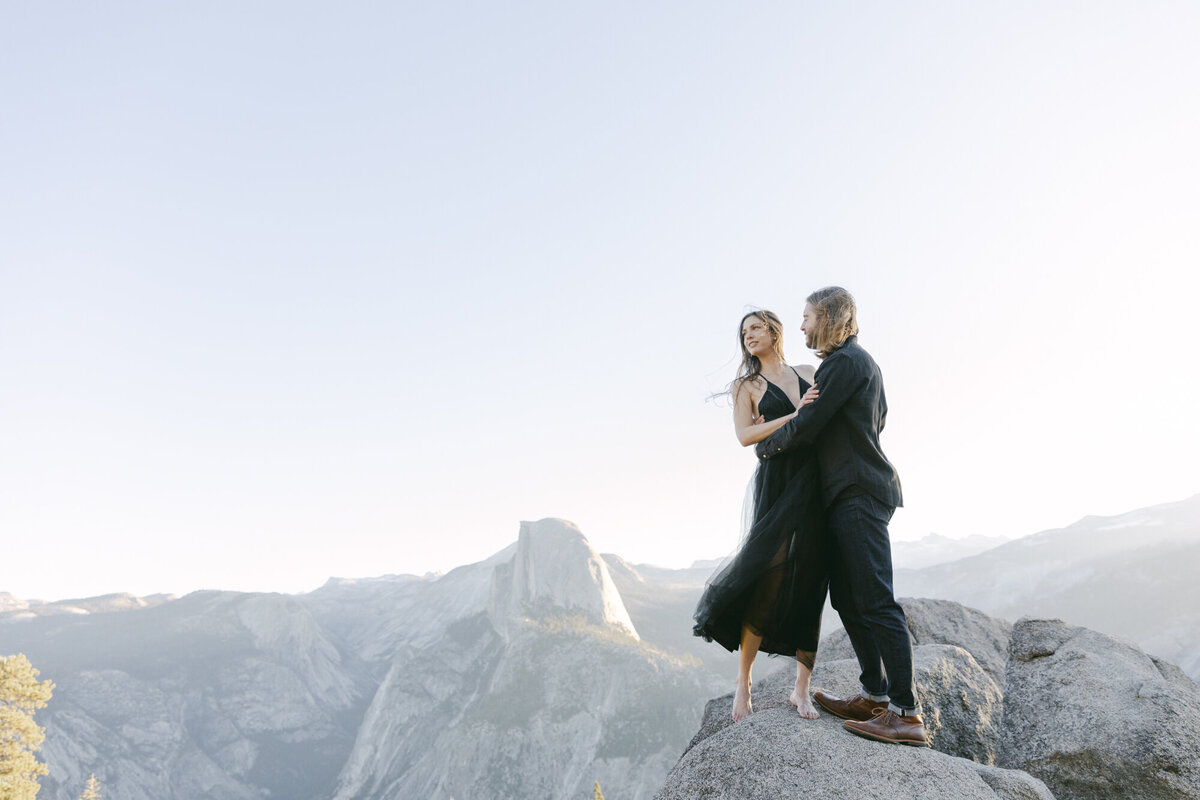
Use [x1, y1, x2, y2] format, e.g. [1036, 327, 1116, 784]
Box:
[1000, 617, 1200, 800]
[906, 645, 1004, 763]
[658, 601, 1040, 799]
[685, 643, 1002, 764]
[819, 597, 1012, 685]
[657, 701, 1051, 800]
[667, 601, 1200, 800]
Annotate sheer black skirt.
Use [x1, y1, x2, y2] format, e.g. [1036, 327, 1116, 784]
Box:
[693, 449, 828, 658]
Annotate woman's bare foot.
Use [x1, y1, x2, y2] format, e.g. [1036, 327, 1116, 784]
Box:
[791, 658, 819, 719]
[789, 687, 820, 719]
[732, 681, 753, 722]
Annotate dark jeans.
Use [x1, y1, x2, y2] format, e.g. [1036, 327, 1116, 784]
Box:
[827, 492, 919, 713]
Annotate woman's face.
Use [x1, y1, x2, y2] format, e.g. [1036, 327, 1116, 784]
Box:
[742, 315, 775, 357]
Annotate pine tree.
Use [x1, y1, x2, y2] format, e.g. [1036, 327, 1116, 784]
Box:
[0, 653, 55, 800]
[78, 773, 102, 800]
[592, 780, 605, 800]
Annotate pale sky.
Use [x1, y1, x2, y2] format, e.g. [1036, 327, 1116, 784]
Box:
[3, 2, 1199, 601]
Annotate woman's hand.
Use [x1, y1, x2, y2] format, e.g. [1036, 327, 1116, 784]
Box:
[798, 384, 819, 408]
[735, 381, 801, 446]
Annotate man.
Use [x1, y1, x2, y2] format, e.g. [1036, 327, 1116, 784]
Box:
[756, 286, 926, 746]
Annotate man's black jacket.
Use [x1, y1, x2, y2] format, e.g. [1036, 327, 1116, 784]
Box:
[756, 335, 903, 509]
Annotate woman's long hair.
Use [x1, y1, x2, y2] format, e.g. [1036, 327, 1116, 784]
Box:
[729, 310, 785, 396]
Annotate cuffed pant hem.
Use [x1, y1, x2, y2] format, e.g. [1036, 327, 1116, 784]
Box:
[862, 689, 890, 702]
[888, 702, 922, 717]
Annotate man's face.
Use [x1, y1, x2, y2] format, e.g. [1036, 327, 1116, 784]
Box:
[800, 303, 821, 349]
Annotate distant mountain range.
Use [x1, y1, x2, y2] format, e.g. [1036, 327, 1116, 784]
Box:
[0, 591, 177, 619]
[2, 519, 724, 800]
[893, 494, 1200, 677]
[2, 494, 1198, 799]
[891, 533, 1010, 570]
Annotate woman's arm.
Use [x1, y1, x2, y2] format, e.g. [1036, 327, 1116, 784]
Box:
[737, 412, 796, 446]
[733, 379, 813, 446]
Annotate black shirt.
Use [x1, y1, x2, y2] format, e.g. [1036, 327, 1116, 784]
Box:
[756, 335, 903, 509]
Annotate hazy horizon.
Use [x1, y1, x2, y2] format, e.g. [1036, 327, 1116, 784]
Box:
[9, 491, 1198, 604]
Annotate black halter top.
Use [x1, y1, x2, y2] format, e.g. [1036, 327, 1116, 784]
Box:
[758, 367, 808, 422]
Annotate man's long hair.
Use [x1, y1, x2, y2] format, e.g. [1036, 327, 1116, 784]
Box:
[806, 287, 858, 358]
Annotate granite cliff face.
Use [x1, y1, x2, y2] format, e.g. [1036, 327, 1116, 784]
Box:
[488, 518, 639, 638]
[15, 591, 370, 800]
[328, 518, 695, 800]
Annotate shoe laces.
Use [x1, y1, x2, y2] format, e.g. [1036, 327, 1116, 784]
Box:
[870, 708, 904, 726]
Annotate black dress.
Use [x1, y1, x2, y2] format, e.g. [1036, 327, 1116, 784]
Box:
[693, 369, 828, 658]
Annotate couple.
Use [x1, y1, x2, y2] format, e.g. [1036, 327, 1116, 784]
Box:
[693, 286, 926, 747]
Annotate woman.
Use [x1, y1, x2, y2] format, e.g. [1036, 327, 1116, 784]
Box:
[693, 310, 829, 721]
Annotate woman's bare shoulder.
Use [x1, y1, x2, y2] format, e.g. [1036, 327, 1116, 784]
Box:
[733, 375, 768, 400]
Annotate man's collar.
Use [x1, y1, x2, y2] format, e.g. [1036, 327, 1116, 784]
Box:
[833, 334, 857, 352]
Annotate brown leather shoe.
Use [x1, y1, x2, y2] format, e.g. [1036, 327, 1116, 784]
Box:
[843, 710, 929, 747]
[812, 690, 888, 722]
